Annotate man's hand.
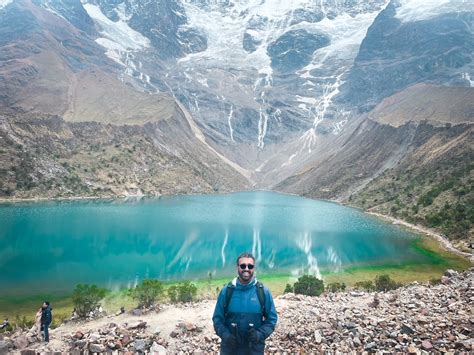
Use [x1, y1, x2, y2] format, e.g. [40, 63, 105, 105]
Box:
[248, 327, 261, 343]
[225, 333, 238, 348]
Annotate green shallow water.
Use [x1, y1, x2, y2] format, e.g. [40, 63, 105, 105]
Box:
[0, 191, 432, 296]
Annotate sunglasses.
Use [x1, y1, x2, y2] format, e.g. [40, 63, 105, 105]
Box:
[239, 263, 254, 270]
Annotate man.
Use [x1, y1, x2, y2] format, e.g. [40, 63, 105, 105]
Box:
[213, 252, 278, 354]
[40, 301, 52, 342]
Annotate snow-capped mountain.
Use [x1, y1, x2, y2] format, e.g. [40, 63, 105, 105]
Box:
[73, 0, 389, 156]
[0, 0, 472, 187]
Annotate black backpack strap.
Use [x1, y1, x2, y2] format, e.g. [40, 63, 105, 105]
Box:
[256, 281, 267, 318]
[224, 281, 267, 318]
[223, 282, 235, 317]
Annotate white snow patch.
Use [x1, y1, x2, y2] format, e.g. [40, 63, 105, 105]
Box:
[296, 96, 318, 105]
[394, 0, 453, 23]
[83, 3, 149, 52]
[0, 0, 13, 9]
[227, 105, 235, 142]
[257, 107, 269, 149]
[462, 72, 474, 87]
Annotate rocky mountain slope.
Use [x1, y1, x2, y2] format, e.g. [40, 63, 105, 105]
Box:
[1, 268, 472, 353]
[0, 109, 250, 199]
[276, 84, 473, 241]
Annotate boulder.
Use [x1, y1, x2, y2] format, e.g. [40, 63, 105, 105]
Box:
[89, 343, 106, 353]
[444, 269, 458, 277]
[74, 331, 84, 339]
[13, 336, 28, 350]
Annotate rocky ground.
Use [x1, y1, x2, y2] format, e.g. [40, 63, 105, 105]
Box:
[1, 269, 473, 354]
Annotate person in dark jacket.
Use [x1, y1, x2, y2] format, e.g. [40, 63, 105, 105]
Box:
[213, 252, 278, 354]
[40, 301, 52, 342]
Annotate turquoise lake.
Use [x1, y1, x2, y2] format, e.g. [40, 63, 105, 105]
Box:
[0, 191, 427, 296]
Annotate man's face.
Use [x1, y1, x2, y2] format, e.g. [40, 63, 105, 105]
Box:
[237, 257, 255, 284]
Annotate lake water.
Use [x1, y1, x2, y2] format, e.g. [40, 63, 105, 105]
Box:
[0, 191, 427, 295]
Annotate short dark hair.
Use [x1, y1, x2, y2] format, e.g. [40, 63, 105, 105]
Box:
[44, 301, 50, 306]
[236, 252, 255, 265]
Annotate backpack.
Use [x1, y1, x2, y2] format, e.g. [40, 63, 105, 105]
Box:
[223, 281, 267, 319]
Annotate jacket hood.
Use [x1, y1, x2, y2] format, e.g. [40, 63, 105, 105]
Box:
[232, 276, 257, 289]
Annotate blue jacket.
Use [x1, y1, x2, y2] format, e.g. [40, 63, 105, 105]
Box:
[41, 305, 52, 325]
[212, 277, 278, 355]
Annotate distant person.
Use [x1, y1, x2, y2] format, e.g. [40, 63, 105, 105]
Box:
[30, 307, 42, 335]
[40, 301, 52, 342]
[212, 252, 278, 354]
[0, 318, 9, 330]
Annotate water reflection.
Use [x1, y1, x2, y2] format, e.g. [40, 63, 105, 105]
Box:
[0, 192, 426, 295]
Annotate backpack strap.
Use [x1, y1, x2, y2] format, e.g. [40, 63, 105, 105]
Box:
[223, 281, 267, 319]
[256, 281, 267, 319]
[223, 282, 235, 317]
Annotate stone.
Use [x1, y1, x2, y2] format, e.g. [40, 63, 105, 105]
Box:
[129, 321, 147, 330]
[364, 342, 376, 351]
[74, 339, 87, 349]
[122, 335, 132, 347]
[132, 309, 143, 316]
[13, 336, 28, 350]
[407, 345, 418, 353]
[444, 269, 458, 277]
[353, 337, 361, 347]
[20, 350, 35, 355]
[421, 340, 433, 350]
[74, 331, 84, 339]
[314, 330, 322, 344]
[184, 322, 197, 331]
[89, 343, 106, 353]
[151, 342, 167, 354]
[170, 331, 179, 338]
[401, 325, 415, 335]
[88, 333, 101, 342]
[344, 322, 357, 329]
[441, 276, 451, 285]
[134, 339, 147, 353]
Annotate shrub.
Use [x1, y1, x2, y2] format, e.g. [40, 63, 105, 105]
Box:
[284, 283, 293, 293]
[293, 275, 324, 296]
[327, 282, 346, 293]
[72, 284, 107, 318]
[168, 281, 197, 303]
[354, 280, 375, 291]
[130, 279, 164, 308]
[168, 285, 178, 303]
[375, 274, 399, 292]
[14, 315, 33, 330]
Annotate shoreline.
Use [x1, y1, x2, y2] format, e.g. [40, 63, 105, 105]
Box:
[367, 211, 473, 263]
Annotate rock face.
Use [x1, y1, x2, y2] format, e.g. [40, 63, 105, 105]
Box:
[6, 268, 473, 354]
[338, 0, 474, 111]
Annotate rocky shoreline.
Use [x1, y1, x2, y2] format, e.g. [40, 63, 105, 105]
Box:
[1, 268, 472, 354]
